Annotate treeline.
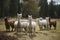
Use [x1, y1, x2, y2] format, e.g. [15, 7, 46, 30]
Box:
[39, 0, 60, 18]
[0, 0, 19, 18]
[0, 0, 60, 18]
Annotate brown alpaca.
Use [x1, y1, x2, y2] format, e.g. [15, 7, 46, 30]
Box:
[4, 17, 10, 31]
[4, 17, 15, 31]
[8, 20, 15, 31]
[49, 18, 57, 30]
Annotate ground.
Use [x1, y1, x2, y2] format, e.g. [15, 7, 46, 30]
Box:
[0, 19, 60, 40]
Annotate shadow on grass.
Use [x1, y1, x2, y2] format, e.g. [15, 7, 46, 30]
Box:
[0, 31, 18, 40]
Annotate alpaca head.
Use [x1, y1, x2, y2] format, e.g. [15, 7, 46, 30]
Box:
[39, 17, 43, 20]
[46, 17, 50, 22]
[17, 13, 22, 19]
[4, 17, 8, 21]
[28, 15, 32, 20]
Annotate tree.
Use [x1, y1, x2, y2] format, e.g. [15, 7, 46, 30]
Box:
[23, 0, 39, 18]
[39, 0, 48, 18]
[56, 5, 60, 18]
[4, 0, 10, 17]
[48, 0, 55, 18]
[9, 0, 18, 17]
[0, 0, 22, 18]
[0, 0, 5, 18]
[18, 0, 21, 13]
[0, 0, 10, 18]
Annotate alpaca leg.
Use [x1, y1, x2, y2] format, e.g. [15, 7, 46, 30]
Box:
[6, 29, 8, 32]
[54, 25, 56, 30]
[54, 22, 56, 30]
[50, 25, 51, 30]
[31, 27, 32, 35]
[8, 27, 10, 32]
[40, 26, 42, 30]
[26, 26, 28, 35]
[44, 25, 46, 30]
[46, 25, 49, 30]
[34, 27, 35, 35]
[39, 25, 42, 30]
[6, 28, 9, 32]
[34, 27, 35, 33]
[15, 27, 18, 34]
[45, 25, 47, 30]
[9, 28, 10, 32]
[11, 27, 13, 31]
[10, 25, 14, 31]
[54, 27, 56, 30]
[6, 27, 8, 31]
[29, 27, 32, 36]
[24, 27, 27, 35]
[5, 25, 10, 32]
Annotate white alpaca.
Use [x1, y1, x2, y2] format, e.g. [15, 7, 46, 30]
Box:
[14, 14, 36, 35]
[38, 17, 49, 30]
[14, 20, 36, 32]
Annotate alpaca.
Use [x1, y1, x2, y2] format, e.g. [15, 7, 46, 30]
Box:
[49, 18, 57, 30]
[14, 20, 36, 33]
[4, 17, 10, 31]
[38, 17, 49, 30]
[4, 17, 15, 32]
[14, 15, 36, 35]
[8, 19, 15, 31]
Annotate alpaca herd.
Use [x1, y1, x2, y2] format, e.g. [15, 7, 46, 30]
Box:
[4, 14, 57, 33]
[38, 17, 57, 30]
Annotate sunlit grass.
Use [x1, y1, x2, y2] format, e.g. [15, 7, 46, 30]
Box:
[56, 20, 60, 32]
[0, 21, 6, 31]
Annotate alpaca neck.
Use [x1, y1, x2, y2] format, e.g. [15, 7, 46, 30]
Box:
[29, 19, 32, 27]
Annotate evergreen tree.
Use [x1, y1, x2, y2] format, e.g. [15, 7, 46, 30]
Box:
[48, 0, 55, 17]
[0, 0, 4, 18]
[4, 0, 10, 17]
[39, 0, 48, 18]
[9, 0, 18, 17]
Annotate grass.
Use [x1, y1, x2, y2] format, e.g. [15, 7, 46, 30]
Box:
[0, 21, 5, 31]
[56, 20, 60, 32]
[0, 19, 60, 40]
